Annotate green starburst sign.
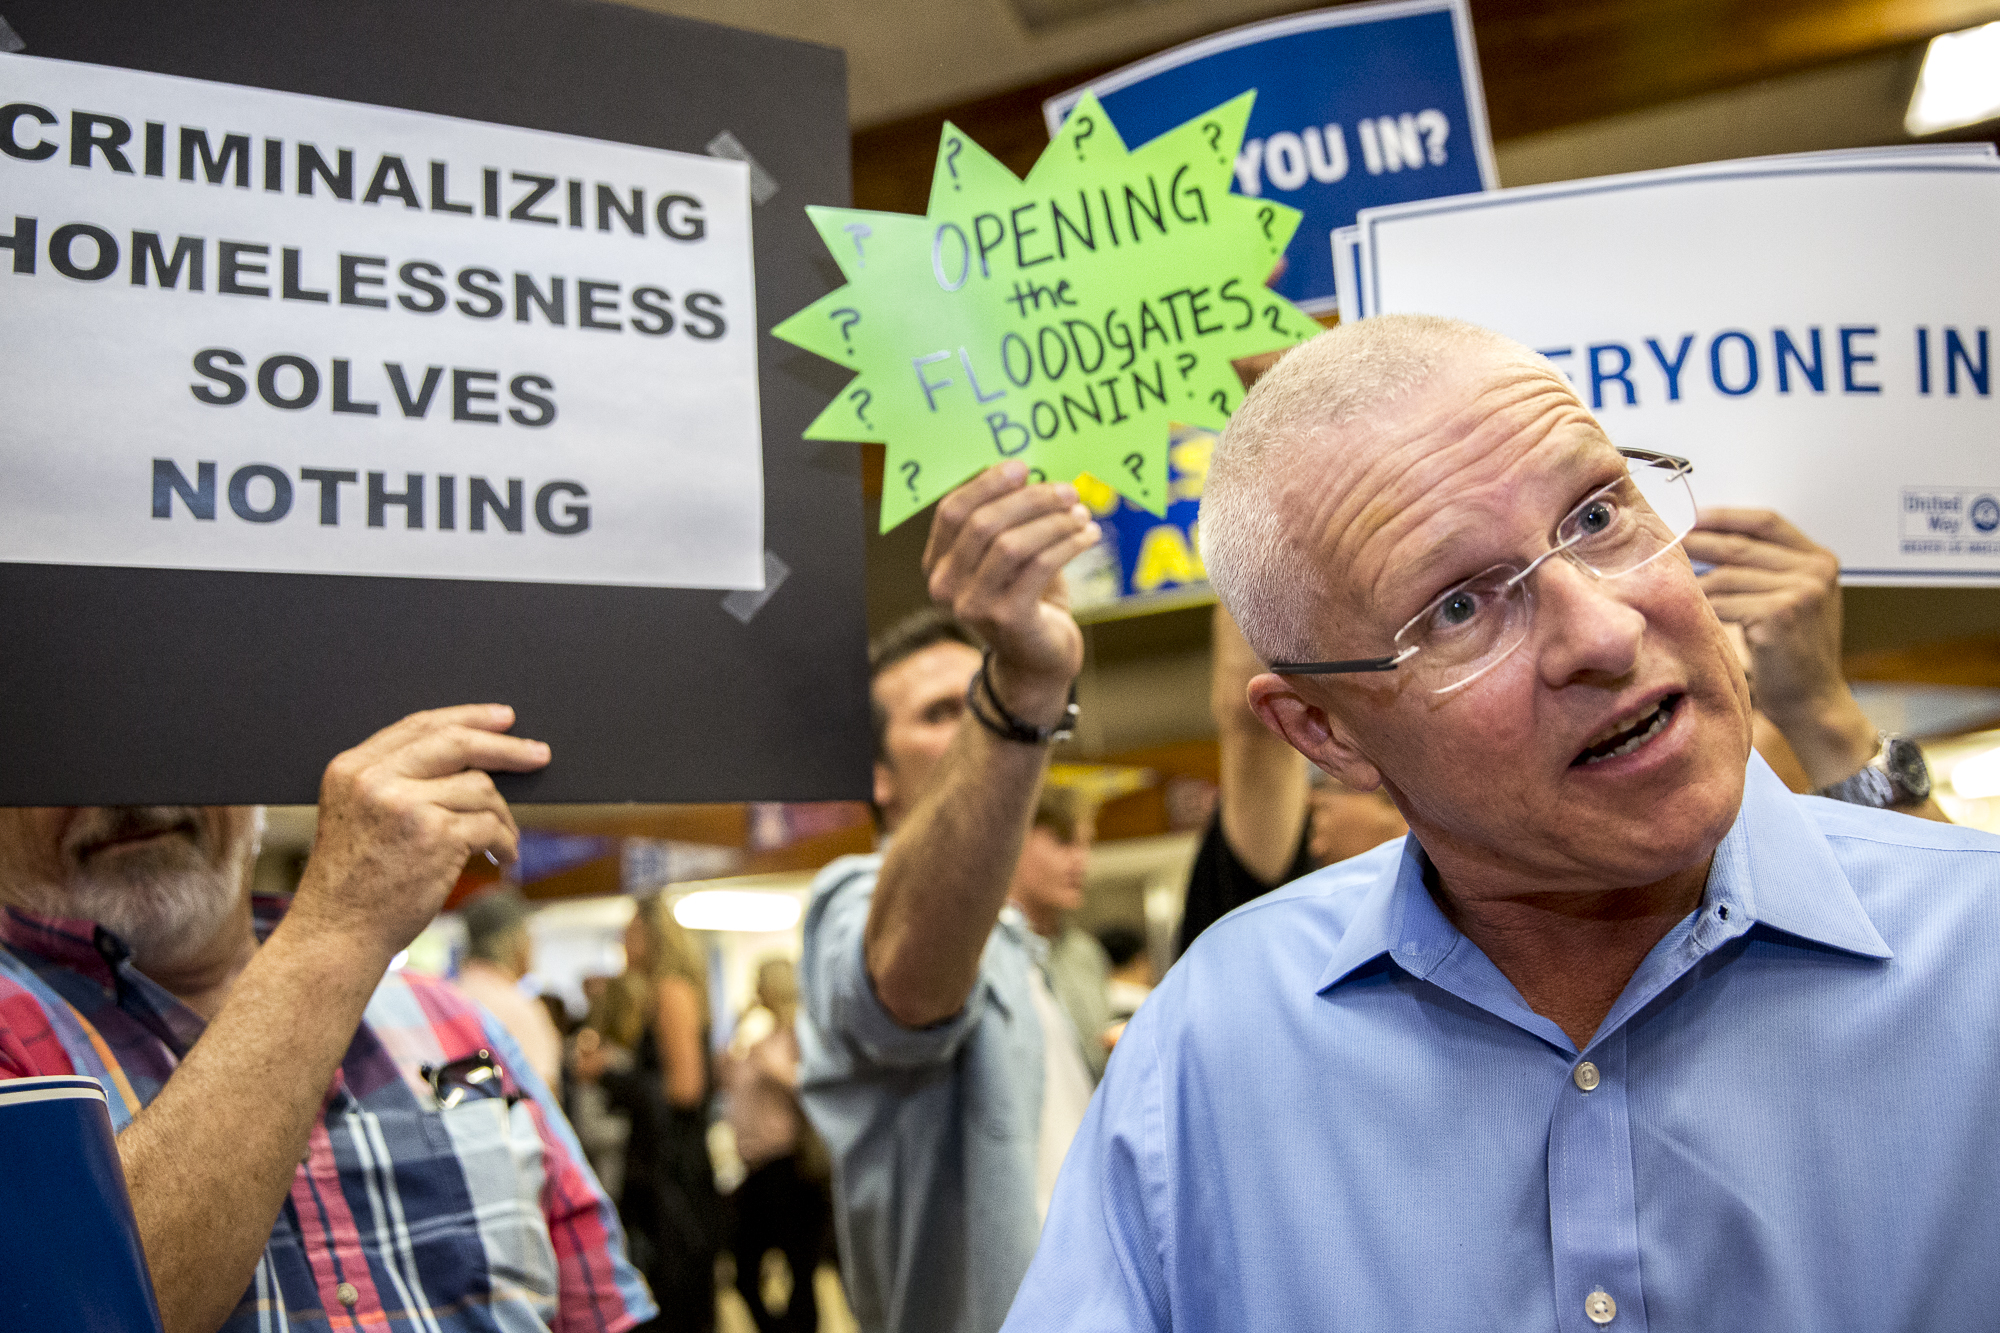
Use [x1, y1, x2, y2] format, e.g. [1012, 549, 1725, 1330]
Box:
[773, 91, 1316, 532]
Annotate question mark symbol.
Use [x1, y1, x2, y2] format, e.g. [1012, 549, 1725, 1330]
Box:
[1175, 352, 1198, 381]
[1202, 120, 1222, 159]
[848, 387, 873, 429]
[831, 307, 860, 351]
[1122, 452, 1145, 483]
[1072, 113, 1095, 161]
[944, 136, 964, 189]
[1415, 109, 1449, 166]
[1210, 389, 1230, 415]
[899, 459, 920, 495]
[843, 222, 873, 268]
[1257, 205, 1275, 241]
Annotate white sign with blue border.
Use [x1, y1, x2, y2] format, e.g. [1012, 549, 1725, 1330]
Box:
[1045, 0, 1496, 314]
[1346, 146, 2000, 584]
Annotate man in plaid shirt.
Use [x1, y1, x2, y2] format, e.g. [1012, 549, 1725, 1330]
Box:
[0, 704, 656, 1333]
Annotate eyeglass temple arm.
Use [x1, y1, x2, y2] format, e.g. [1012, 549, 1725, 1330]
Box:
[1616, 445, 1693, 474]
[1268, 654, 1404, 675]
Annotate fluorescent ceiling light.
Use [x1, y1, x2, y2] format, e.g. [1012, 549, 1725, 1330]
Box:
[1907, 20, 2000, 136]
[1950, 744, 2000, 800]
[672, 889, 802, 934]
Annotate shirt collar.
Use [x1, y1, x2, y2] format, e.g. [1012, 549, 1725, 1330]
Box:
[998, 905, 1049, 967]
[1314, 833, 1454, 995]
[1318, 752, 1891, 999]
[0, 906, 118, 985]
[1707, 754, 1891, 959]
[1, 892, 295, 981]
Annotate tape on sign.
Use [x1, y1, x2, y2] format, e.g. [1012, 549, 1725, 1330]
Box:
[720, 550, 791, 624]
[0, 16, 27, 52]
[705, 129, 780, 205]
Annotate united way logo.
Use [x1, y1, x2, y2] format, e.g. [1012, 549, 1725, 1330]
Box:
[1973, 495, 2000, 534]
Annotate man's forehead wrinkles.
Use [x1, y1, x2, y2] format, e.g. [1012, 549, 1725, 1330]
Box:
[1254, 349, 1609, 653]
[1308, 372, 1612, 624]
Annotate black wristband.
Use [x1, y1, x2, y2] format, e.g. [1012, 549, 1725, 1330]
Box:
[964, 651, 1078, 745]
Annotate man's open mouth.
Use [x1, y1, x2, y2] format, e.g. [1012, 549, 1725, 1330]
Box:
[1573, 694, 1682, 767]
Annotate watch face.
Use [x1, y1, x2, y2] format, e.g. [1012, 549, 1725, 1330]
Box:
[1885, 739, 1933, 800]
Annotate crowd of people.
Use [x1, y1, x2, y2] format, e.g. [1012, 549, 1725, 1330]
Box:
[0, 316, 1985, 1333]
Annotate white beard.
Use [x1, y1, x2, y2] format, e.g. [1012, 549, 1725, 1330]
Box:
[12, 807, 262, 974]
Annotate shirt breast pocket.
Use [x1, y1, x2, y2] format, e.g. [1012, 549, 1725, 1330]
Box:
[433, 1097, 561, 1312]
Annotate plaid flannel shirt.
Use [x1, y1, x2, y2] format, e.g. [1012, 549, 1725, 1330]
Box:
[0, 896, 656, 1333]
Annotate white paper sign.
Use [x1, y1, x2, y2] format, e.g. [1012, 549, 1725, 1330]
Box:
[1343, 147, 2000, 583]
[0, 53, 764, 589]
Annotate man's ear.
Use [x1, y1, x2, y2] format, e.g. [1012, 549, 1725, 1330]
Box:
[872, 761, 896, 814]
[1246, 672, 1384, 793]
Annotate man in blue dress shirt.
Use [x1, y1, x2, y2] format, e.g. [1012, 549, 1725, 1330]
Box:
[1002, 314, 2000, 1331]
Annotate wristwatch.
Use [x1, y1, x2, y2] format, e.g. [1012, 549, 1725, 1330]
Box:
[1815, 734, 1932, 809]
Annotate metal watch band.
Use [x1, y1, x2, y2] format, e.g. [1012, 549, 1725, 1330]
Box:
[1815, 734, 1932, 808]
[963, 651, 1078, 745]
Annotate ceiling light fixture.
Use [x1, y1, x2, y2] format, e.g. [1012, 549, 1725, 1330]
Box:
[1907, 20, 2000, 136]
[671, 889, 803, 934]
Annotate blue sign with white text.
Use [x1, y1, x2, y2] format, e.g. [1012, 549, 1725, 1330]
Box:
[1046, 0, 1495, 312]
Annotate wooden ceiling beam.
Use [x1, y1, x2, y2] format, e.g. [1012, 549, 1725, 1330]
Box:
[1471, 0, 2000, 137]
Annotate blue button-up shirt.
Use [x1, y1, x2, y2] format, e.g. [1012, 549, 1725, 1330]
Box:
[1004, 756, 2000, 1331]
[797, 854, 1049, 1333]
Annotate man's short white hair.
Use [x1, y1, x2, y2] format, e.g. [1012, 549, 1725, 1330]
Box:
[1200, 314, 1523, 664]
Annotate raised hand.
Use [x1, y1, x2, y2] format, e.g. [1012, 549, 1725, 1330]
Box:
[290, 704, 551, 964]
[1684, 508, 1847, 734]
[922, 462, 1099, 720]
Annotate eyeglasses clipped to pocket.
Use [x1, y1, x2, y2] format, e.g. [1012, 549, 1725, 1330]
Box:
[421, 1048, 523, 1111]
[415, 1047, 558, 1312]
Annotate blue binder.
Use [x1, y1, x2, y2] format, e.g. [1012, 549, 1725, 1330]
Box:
[0, 1076, 165, 1332]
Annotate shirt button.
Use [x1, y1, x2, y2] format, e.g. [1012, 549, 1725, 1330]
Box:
[1585, 1289, 1617, 1324]
[335, 1282, 359, 1308]
[1573, 1061, 1601, 1092]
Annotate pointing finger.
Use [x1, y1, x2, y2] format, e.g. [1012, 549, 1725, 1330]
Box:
[343, 704, 521, 764]
[388, 726, 552, 780]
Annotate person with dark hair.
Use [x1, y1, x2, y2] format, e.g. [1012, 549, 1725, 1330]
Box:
[454, 886, 565, 1091]
[1093, 925, 1145, 969]
[862, 604, 985, 830]
[797, 462, 1102, 1333]
[1092, 926, 1154, 1023]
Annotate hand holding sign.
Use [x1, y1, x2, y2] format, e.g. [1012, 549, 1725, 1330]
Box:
[774, 91, 1316, 531]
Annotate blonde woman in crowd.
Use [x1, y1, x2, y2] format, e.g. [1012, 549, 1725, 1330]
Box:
[721, 957, 833, 1332]
[579, 896, 724, 1332]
